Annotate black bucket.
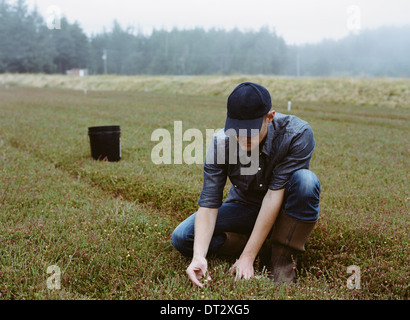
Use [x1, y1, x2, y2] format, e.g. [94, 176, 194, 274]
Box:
[88, 125, 121, 162]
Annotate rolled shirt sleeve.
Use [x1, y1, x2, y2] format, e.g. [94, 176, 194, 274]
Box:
[198, 130, 228, 208]
[268, 124, 315, 190]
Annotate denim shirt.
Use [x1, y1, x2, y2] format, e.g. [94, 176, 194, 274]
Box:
[198, 112, 315, 208]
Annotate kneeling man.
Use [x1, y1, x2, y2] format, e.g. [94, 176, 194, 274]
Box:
[172, 82, 321, 287]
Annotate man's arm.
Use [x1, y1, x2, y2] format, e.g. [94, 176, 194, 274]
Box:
[188, 130, 227, 287]
[186, 207, 218, 287]
[231, 188, 285, 280]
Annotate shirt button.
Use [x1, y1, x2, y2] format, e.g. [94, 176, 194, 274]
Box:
[258, 167, 261, 171]
[259, 184, 263, 187]
[234, 185, 238, 188]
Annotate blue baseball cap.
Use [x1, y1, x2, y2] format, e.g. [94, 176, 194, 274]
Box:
[224, 82, 272, 137]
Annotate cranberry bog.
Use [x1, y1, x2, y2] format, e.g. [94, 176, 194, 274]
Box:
[0, 76, 408, 300]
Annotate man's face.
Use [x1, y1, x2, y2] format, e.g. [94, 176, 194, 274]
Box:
[236, 111, 275, 151]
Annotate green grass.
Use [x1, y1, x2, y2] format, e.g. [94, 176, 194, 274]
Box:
[0, 77, 409, 300]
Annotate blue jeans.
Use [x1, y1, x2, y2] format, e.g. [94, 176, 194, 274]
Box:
[172, 169, 320, 257]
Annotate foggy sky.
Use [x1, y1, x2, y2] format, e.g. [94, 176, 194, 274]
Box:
[25, 0, 410, 44]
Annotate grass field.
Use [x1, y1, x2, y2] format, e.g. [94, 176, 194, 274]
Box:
[0, 75, 409, 300]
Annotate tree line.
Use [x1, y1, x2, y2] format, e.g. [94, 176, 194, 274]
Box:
[1, 0, 409, 77]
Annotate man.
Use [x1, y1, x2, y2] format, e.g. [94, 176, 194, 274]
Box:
[172, 82, 320, 287]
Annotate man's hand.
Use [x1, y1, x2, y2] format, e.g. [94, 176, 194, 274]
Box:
[230, 256, 254, 281]
[187, 207, 218, 287]
[186, 256, 211, 288]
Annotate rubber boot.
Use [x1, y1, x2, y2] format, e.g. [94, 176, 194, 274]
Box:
[216, 232, 249, 257]
[268, 213, 317, 283]
[216, 232, 274, 263]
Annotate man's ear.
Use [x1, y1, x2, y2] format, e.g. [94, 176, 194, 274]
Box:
[266, 110, 275, 124]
